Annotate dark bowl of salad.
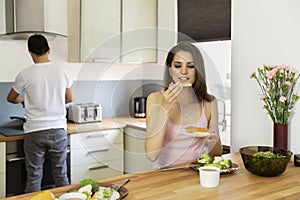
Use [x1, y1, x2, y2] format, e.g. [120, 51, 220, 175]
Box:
[239, 146, 292, 177]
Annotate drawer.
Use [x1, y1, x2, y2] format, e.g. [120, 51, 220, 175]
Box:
[71, 159, 124, 184]
[71, 129, 123, 150]
[71, 143, 123, 166]
[0, 142, 5, 173]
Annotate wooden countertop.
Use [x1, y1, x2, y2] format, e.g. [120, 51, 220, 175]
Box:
[0, 117, 146, 142]
[4, 152, 300, 200]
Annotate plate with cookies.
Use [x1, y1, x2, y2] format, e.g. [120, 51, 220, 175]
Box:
[179, 126, 211, 137]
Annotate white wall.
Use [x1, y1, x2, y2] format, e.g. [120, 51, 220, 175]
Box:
[0, 37, 81, 82]
[231, 0, 300, 153]
[0, 37, 146, 82]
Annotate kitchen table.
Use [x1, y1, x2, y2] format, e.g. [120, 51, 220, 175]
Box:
[4, 152, 300, 200]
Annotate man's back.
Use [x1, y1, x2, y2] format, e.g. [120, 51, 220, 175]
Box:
[13, 62, 72, 133]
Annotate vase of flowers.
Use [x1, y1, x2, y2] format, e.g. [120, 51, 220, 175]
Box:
[250, 64, 300, 149]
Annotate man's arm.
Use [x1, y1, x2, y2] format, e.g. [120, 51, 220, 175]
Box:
[7, 88, 24, 104]
[65, 87, 74, 103]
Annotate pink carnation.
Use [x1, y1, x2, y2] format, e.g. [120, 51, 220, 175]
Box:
[284, 81, 292, 86]
[266, 70, 276, 79]
[279, 96, 287, 102]
[291, 68, 298, 73]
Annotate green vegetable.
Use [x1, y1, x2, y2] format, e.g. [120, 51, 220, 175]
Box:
[80, 178, 99, 193]
[103, 188, 113, 199]
[198, 154, 233, 169]
[253, 151, 286, 159]
[198, 154, 213, 164]
[82, 191, 90, 200]
[223, 159, 232, 168]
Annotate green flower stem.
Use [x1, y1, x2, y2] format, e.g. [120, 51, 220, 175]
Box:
[251, 65, 300, 124]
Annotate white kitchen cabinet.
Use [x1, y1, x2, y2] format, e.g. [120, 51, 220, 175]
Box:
[0, 142, 5, 198]
[124, 127, 153, 173]
[70, 129, 124, 184]
[44, 0, 68, 36]
[68, 0, 157, 63]
[80, 0, 121, 62]
[121, 0, 157, 63]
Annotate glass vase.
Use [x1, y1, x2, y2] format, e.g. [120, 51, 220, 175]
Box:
[273, 123, 288, 150]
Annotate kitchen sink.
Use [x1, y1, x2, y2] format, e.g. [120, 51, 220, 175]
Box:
[0, 125, 24, 137]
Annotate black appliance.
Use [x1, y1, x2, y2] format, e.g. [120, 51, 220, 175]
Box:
[6, 137, 70, 197]
[134, 97, 147, 118]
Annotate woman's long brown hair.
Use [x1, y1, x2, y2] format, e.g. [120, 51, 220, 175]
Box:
[162, 41, 215, 102]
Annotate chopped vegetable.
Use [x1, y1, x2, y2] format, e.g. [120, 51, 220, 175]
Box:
[77, 178, 120, 200]
[103, 188, 113, 199]
[198, 154, 213, 164]
[223, 159, 232, 168]
[92, 186, 118, 200]
[79, 184, 93, 199]
[80, 178, 99, 193]
[213, 156, 223, 164]
[253, 151, 286, 159]
[198, 154, 233, 169]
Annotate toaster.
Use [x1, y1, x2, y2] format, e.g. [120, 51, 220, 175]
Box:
[68, 103, 102, 123]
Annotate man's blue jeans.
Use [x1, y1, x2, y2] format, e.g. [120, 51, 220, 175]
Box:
[24, 128, 69, 193]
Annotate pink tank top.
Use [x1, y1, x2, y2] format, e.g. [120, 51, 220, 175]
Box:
[154, 102, 208, 168]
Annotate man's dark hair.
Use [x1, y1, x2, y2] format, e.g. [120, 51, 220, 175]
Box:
[27, 34, 49, 56]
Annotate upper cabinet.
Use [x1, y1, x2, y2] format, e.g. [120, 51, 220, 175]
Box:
[121, 0, 157, 63]
[68, 0, 157, 63]
[81, 0, 120, 63]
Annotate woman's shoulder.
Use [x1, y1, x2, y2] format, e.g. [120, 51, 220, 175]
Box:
[205, 97, 217, 103]
[203, 98, 218, 110]
[147, 91, 164, 103]
[147, 91, 163, 104]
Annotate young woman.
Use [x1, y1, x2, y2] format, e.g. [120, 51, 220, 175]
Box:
[145, 41, 223, 168]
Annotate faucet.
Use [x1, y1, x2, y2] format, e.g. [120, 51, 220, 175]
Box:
[217, 98, 226, 132]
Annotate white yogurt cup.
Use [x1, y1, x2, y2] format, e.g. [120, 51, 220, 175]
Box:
[198, 166, 220, 188]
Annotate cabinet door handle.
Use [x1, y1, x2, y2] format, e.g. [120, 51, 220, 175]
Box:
[86, 133, 108, 138]
[89, 165, 109, 170]
[88, 148, 109, 153]
[7, 157, 25, 162]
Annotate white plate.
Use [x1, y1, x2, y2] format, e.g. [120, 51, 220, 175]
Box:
[190, 131, 210, 137]
[178, 127, 211, 138]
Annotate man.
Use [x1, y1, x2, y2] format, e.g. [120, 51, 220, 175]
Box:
[7, 34, 73, 193]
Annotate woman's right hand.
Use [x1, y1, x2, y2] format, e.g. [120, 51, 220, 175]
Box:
[161, 82, 182, 114]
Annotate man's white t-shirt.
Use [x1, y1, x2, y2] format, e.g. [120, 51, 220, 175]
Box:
[12, 62, 73, 133]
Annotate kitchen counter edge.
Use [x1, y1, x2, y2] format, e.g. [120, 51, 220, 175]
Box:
[0, 117, 146, 142]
